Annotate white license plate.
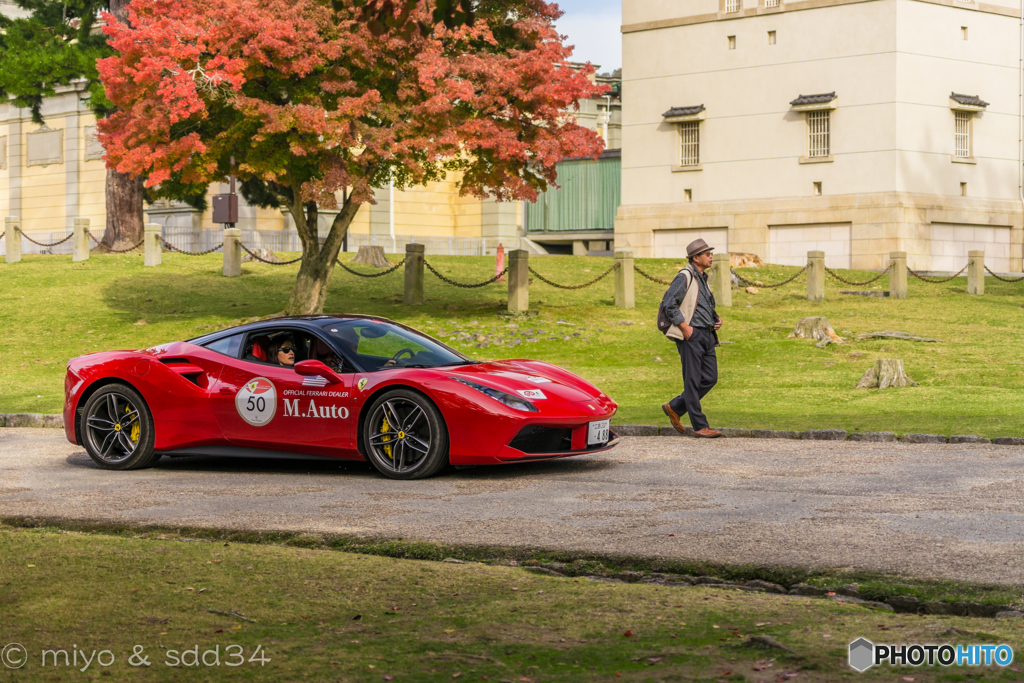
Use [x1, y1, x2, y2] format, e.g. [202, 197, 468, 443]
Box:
[587, 419, 610, 446]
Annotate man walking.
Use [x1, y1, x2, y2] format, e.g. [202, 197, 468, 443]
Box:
[659, 239, 723, 438]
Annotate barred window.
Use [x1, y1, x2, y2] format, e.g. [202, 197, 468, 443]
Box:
[725, 0, 741, 12]
[954, 111, 971, 158]
[765, 0, 780, 7]
[680, 121, 700, 166]
[807, 110, 830, 158]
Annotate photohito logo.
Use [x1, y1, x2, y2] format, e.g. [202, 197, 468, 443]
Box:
[2, 643, 28, 669]
[849, 638, 1014, 672]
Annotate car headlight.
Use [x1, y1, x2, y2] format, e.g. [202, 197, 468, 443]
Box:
[449, 376, 538, 413]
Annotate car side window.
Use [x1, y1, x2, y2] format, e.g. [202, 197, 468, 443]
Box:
[204, 333, 244, 358]
[242, 330, 312, 366]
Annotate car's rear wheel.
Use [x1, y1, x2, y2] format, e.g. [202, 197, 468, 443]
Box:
[363, 389, 448, 480]
[81, 384, 158, 470]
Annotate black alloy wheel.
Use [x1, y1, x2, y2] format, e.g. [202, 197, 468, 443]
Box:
[363, 389, 449, 480]
[81, 384, 158, 470]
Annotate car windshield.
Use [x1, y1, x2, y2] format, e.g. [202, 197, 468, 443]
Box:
[322, 319, 471, 372]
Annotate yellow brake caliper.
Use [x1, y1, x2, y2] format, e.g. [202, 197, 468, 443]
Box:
[126, 404, 140, 444]
[381, 416, 393, 459]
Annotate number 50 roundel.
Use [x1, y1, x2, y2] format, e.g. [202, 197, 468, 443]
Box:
[236, 378, 277, 426]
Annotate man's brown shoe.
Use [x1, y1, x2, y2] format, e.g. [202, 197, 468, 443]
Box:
[662, 404, 686, 434]
[693, 428, 722, 438]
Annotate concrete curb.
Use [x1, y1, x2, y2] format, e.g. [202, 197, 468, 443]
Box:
[612, 425, 1022, 446]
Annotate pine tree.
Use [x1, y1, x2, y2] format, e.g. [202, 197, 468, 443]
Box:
[0, 0, 147, 249]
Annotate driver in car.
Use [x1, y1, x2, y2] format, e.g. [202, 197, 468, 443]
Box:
[268, 336, 297, 367]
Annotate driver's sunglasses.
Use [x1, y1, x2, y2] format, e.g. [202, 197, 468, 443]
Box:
[279, 346, 295, 353]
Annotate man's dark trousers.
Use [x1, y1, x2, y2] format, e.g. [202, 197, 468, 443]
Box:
[668, 328, 718, 431]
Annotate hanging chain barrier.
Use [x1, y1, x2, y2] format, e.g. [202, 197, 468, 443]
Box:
[731, 264, 809, 289]
[633, 264, 673, 286]
[424, 260, 508, 288]
[908, 264, 967, 284]
[159, 237, 224, 256]
[527, 264, 615, 290]
[984, 265, 1024, 283]
[87, 232, 145, 253]
[824, 263, 892, 286]
[336, 257, 406, 277]
[239, 243, 303, 265]
[16, 227, 74, 248]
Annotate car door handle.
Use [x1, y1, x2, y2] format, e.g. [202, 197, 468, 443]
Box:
[218, 387, 234, 395]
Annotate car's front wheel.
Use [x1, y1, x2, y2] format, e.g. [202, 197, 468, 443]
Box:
[363, 389, 449, 480]
[81, 383, 158, 470]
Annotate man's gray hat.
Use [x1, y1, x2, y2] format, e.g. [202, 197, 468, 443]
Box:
[686, 238, 713, 259]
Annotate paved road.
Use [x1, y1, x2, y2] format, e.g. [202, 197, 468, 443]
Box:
[2, 427, 1023, 585]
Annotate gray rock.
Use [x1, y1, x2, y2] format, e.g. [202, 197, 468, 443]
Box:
[949, 435, 991, 444]
[751, 430, 799, 439]
[660, 426, 693, 437]
[800, 429, 848, 441]
[613, 425, 659, 437]
[964, 602, 1002, 618]
[789, 583, 829, 596]
[42, 415, 64, 429]
[524, 567, 563, 577]
[829, 595, 894, 611]
[692, 576, 728, 585]
[719, 428, 752, 438]
[611, 571, 645, 583]
[442, 557, 466, 564]
[995, 610, 1024, 619]
[6, 413, 43, 428]
[993, 437, 1024, 446]
[923, 601, 958, 616]
[539, 562, 570, 574]
[887, 595, 920, 612]
[640, 573, 692, 586]
[586, 576, 625, 583]
[899, 433, 948, 444]
[835, 584, 861, 598]
[745, 579, 787, 594]
[847, 432, 897, 442]
[0, 414, 6, 428]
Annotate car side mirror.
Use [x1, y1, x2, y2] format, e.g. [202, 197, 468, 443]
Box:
[293, 359, 343, 385]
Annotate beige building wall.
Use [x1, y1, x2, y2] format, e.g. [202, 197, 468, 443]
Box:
[617, 0, 1024, 272]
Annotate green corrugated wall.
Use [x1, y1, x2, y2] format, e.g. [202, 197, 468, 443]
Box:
[526, 157, 621, 233]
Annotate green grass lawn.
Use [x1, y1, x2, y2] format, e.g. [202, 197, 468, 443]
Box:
[2, 251, 1023, 436]
[4, 527, 1024, 682]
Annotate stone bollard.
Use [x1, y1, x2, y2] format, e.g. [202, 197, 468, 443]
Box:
[508, 249, 529, 313]
[710, 252, 732, 307]
[806, 250, 825, 302]
[144, 223, 162, 267]
[404, 242, 425, 305]
[968, 250, 984, 295]
[73, 218, 90, 262]
[4, 217, 22, 263]
[614, 250, 634, 309]
[889, 251, 907, 299]
[223, 228, 242, 277]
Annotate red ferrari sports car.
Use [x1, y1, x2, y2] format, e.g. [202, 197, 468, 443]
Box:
[63, 315, 619, 479]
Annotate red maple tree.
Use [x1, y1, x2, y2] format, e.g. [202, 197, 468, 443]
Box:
[97, 0, 606, 313]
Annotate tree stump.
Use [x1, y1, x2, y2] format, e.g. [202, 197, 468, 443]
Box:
[241, 247, 282, 264]
[788, 317, 844, 347]
[350, 245, 391, 268]
[856, 359, 919, 389]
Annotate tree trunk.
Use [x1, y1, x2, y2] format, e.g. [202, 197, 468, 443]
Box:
[788, 316, 843, 346]
[102, 167, 144, 250]
[856, 359, 919, 389]
[284, 195, 362, 315]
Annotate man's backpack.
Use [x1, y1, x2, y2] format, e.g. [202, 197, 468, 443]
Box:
[657, 268, 693, 335]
